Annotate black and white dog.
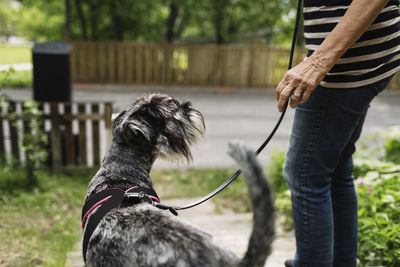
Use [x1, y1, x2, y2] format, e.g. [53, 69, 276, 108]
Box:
[82, 93, 275, 267]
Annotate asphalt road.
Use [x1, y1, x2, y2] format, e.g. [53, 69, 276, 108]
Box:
[4, 85, 400, 169]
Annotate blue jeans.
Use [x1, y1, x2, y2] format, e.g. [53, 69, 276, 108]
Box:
[283, 77, 392, 267]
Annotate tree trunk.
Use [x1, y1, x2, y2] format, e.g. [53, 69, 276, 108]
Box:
[175, 7, 190, 39]
[165, 2, 179, 43]
[213, 2, 225, 45]
[110, 1, 124, 41]
[215, 11, 224, 44]
[74, 0, 88, 40]
[63, 0, 71, 41]
[88, 1, 98, 40]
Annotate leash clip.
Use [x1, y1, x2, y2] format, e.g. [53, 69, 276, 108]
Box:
[153, 202, 178, 216]
[125, 192, 153, 204]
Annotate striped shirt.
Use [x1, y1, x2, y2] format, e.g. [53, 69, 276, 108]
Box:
[304, 0, 400, 89]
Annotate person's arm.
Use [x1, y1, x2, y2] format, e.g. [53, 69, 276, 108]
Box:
[276, 0, 390, 112]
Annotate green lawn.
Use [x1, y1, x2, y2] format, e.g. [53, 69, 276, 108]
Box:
[0, 45, 32, 65]
[0, 166, 249, 266]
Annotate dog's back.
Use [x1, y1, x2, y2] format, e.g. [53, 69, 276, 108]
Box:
[83, 94, 275, 266]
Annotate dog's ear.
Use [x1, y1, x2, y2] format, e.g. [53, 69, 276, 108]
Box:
[122, 121, 151, 146]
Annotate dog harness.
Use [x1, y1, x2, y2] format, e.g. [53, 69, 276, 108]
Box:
[81, 186, 177, 262]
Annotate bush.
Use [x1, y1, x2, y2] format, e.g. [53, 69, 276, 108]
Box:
[354, 128, 400, 266]
[266, 149, 293, 229]
[0, 69, 32, 88]
[266, 148, 286, 193]
[356, 163, 400, 266]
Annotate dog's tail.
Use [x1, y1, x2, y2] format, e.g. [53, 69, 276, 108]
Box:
[228, 141, 275, 267]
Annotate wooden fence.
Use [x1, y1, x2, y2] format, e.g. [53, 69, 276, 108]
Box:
[70, 41, 400, 89]
[0, 101, 112, 170]
[70, 42, 309, 88]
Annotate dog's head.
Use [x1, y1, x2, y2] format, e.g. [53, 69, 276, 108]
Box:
[112, 93, 205, 161]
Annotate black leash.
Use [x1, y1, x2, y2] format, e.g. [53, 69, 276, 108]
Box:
[173, 0, 303, 211]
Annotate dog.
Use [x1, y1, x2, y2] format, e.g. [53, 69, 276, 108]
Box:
[82, 93, 275, 267]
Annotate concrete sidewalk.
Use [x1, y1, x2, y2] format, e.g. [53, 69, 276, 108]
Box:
[0, 63, 32, 71]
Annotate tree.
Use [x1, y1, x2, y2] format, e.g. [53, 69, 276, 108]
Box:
[63, 0, 71, 41]
[74, 0, 87, 40]
[164, 0, 191, 43]
[12, 0, 298, 45]
[0, 0, 18, 40]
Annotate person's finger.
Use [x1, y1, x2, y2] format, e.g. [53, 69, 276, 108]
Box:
[276, 80, 288, 101]
[299, 81, 316, 103]
[290, 87, 303, 102]
[288, 86, 302, 109]
[300, 89, 311, 104]
[278, 84, 294, 112]
[289, 97, 298, 109]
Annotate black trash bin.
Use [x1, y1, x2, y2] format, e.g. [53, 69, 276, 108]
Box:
[32, 42, 72, 102]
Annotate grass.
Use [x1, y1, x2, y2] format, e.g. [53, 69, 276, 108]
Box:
[0, 166, 95, 267]
[0, 45, 32, 65]
[151, 168, 251, 213]
[0, 45, 33, 88]
[0, 166, 251, 266]
[0, 69, 32, 87]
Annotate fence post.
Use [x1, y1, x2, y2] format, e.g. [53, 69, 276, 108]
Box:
[247, 38, 258, 87]
[91, 103, 100, 166]
[161, 41, 168, 86]
[64, 103, 75, 165]
[8, 102, 20, 163]
[78, 104, 87, 166]
[50, 102, 62, 172]
[0, 107, 4, 162]
[104, 102, 112, 151]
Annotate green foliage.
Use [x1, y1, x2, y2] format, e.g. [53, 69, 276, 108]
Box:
[0, 68, 32, 88]
[266, 148, 286, 193]
[20, 99, 48, 185]
[356, 163, 400, 266]
[17, 1, 65, 42]
[266, 148, 293, 229]
[0, 0, 19, 40]
[5, 0, 298, 45]
[384, 136, 400, 164]
[0, 165, 92, 266]
[0, 70, 47, 185]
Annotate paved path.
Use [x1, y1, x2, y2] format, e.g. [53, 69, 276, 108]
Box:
[66, 198, 295, 267]
[0, 63, 32, 71]
[4, 84, 400, 169]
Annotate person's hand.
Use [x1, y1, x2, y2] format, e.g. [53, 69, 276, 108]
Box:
[275, 54, 329, 112]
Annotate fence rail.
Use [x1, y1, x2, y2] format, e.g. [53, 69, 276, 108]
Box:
[0, 101, 112, 170]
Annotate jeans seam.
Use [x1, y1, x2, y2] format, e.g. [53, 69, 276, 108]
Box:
[298, 90, 331, 266]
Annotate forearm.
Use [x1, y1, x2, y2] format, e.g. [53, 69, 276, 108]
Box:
[313, 0, 390, 71]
